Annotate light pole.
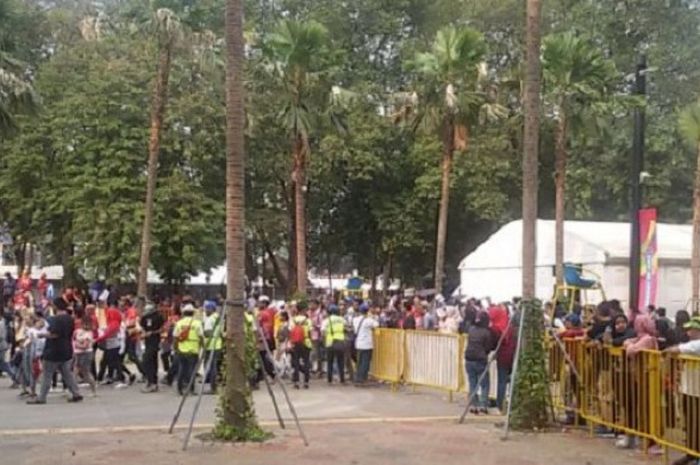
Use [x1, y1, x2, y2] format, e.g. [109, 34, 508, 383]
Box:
[629, 55, 646, 312]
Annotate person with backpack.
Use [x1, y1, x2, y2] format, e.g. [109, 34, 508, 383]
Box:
[289, 302, 312, 389]
[322, 304, 346, 384]
[173, 304, 203, 395]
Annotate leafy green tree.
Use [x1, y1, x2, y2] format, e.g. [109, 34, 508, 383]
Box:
[542, 32, 616, 285]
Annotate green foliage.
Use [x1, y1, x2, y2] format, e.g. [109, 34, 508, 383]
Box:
[679, 100, 700, 147]
[510, 299, 550, 430]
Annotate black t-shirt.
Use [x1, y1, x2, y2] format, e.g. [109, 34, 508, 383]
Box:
[140, 312, 165, 350]
[43, 313, 74, 362]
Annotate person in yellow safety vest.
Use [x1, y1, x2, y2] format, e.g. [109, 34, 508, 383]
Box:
[203, 300, 223, 394]
[289, 302, 312, 389]
[322, 304, 346, 384]
[173, 304, 204, 396]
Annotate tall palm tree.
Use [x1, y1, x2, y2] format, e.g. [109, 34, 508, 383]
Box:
[137, 8, 181, 299]
[679, 101, 700, 310]
[266, 20, 331, 296]
[521, 0, 542, 300]
[407, 26, 491, 293]
[220, 0, 258, 432]
[542, 32, 616, 285]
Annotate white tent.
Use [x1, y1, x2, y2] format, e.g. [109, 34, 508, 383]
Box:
[457, 219, 693, 313]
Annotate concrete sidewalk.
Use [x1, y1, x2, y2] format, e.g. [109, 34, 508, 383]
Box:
[0, 376, 464, 432]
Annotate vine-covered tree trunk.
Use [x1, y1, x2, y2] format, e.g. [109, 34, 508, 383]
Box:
[510, 299, 549, 429]
[216, 0, 261, 440]
[137, 41, 172, 300]
[521, 0, 542, 299]
[554, 109, 567, 285]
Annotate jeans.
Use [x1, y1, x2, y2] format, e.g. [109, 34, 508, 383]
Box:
[103, 347, 123, 382]
[291, 345, 311, 384]
[0, 348, 15, 380]
[75, 352, 96, 392]
[496, 364, 511, 410]
[38, 360, 81, 402]
[466, 360, 490, 408]
[355, 349, 372, 383]
[327, 346, 345, 383]
[204, 349, 221, 391]
[142, 345, 159, 386]
[177, 352, 198, 394]
[125, 338, 144, 376]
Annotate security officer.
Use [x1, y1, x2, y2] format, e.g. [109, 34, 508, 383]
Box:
[173, 304, 204, 395]
[203, 300, 223, 394]
[322, 304, 346, 384]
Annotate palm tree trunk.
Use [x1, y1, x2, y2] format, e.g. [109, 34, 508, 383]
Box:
[293, 136, 307, 295]
[521, 0, 542, 300]
[221, 0, 257, 431]
[137, 42, 173, 299]
[435, 121, 455, 293]
[554, 109, 567, 285]
[691, 141, 700, 311]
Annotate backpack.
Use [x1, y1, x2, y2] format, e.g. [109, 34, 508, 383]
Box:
[289, 318, 306, 346]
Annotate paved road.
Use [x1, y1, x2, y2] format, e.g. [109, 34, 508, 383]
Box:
[0, 375, 464, 432]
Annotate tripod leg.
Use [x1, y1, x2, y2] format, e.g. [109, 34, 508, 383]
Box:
[255, 323, 309, 446]
[260, 350, 286, 429]
[182, 306, 228, 449]
[168, 348, 204, 434]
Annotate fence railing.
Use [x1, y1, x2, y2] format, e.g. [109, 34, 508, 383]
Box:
[373, 329, 700, 459]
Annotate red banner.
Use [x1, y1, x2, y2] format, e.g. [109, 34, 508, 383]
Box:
[638, 208, 658, 311]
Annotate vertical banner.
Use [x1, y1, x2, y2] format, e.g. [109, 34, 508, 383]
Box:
[638, 207, 658, 311]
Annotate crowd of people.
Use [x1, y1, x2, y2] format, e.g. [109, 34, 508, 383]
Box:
[1, 271, 700, 465]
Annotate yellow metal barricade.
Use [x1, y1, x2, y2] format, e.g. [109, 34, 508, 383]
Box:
[370, 328, 405, 383]
[658, 354, 700, 459]
[404, 331, 463, 392]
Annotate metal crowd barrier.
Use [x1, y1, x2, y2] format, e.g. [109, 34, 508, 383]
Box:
[549, 339, 700, 460]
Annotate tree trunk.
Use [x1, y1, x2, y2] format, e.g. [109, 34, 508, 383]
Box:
[435, 120, 455, 293]
[262, 238, 288, 292]
[286, 180, 297, 297]
[221, 0, 258, 433]
[521, 0, 542, 300]
[691, 141, 700, 312]
[292, 136, 307, 295]
[554, 109, 567, 286]
[137, 41, 173, 300]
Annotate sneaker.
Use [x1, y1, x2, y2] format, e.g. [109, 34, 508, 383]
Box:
[615, 435, 631, 449]
[115, 382, 129, 390]
[479, 407, 488, 415]
[293, 383, 300, 390]
[595, 426, 616, 438]
[128, 374, 136, 385]
[469, 407, 479, 415]
[100, 379, 113, 386]
[647, 445, 664, 456]
[78, 383, 91, 388]
[67, 395, 83, 403]
[303, 383, 309, 389]
[140, 385, 157, 394]
[26, 398, 46, 405]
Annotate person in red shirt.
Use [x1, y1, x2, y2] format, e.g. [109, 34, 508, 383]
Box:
[256, 296, 276, 382]
[94, 303, 125, 386]
[17, 270, 32, 294]
[37, 273, 48, 298]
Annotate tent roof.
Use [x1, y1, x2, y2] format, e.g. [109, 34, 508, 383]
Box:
[459, 219, 692, 270]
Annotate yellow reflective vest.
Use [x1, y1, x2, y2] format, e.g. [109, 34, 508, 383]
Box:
[174, 316, 203, 354]
[205, 313, 223, 351]
[324, 315, 346, 348]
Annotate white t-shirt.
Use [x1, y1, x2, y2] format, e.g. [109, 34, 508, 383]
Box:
[353, 315, 379, 350]
[679, 339, 700, 356]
